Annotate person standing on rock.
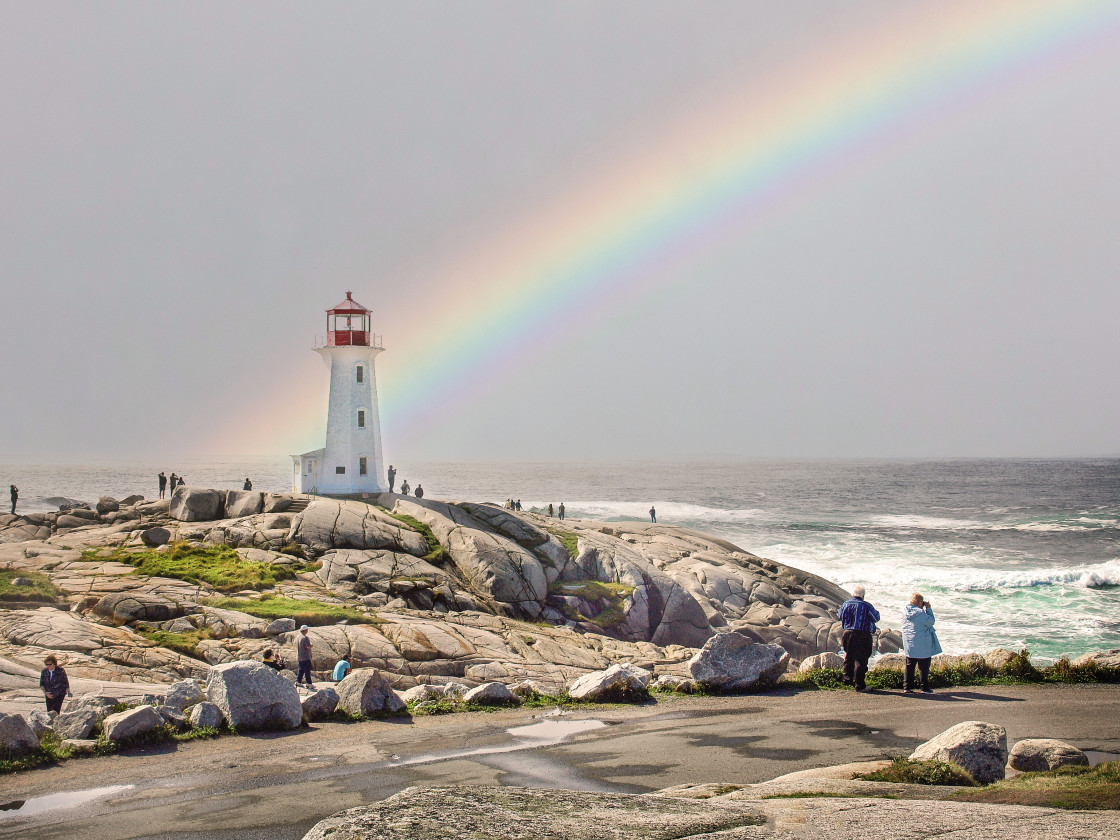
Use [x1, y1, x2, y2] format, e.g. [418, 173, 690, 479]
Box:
[901, 593, 941, 694]
[158, 472, 167, 499]
[296, 626, 314, 687]
[169, 473, 178, 495]
[415, 484, 424, 499]
[333, 655, 352, 682]
[838, 585, 880, 692]
[387, 465, 396, 493]
[548, 503, 554, 517]
[649, 506, 656, 523]
[558, 503, 565, 520]
[9, 485, 17, 515]
[40, 654, 70, 714]
[400, 480, 410, 496]
[243, 478, 252, 491]
[515, 499, 521, 511]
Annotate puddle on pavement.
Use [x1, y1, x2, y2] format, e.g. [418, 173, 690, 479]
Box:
[391, 718, 606, 768]
[1086, 750, 1119, 766]
[0, 785, 134, 820]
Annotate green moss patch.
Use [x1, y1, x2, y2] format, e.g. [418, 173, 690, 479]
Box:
[87, 542, 299, 592]
[549, 581, 634, 629]
[138, 628, 213, 660]
[951, 761, 1120, 810]
[857, 757, 977, 787]
[546, 528, 580, 559]
[376, 506, 451, 563]
[205, 593, 380, 626]
[0, 570, 63, 602]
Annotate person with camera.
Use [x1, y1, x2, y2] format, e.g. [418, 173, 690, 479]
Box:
[901, 592, 941, 694]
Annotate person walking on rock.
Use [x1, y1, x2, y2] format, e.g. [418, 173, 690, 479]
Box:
[296, 625, 314, 687]
[387, 465, 396, 493]
[9, 485, 17, 515]
[649, 506, 656, 523]
[333, 655, 352, 682]
[558, 503, 565, 521]
[158, 472, 167, 499]
[838, 585, 879, 692]
[243, 478, 252, 491]
[414, 484, 424, 499]
[901, 592, 941, 694]
[40, 654, 70, 714]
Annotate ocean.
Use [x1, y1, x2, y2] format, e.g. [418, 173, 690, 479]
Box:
[4, 458, 1118, 662]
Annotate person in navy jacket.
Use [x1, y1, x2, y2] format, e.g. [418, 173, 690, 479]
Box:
[838, 586, 880, 692]
[40, 654, 70, 714]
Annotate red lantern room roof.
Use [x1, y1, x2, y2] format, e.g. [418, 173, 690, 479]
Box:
[327, 291, 369, 315]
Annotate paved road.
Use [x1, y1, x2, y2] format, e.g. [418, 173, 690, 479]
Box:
[1, 684, 1117, 840]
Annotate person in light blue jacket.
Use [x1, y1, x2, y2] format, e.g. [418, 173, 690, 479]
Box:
[901, 593, 941, 694]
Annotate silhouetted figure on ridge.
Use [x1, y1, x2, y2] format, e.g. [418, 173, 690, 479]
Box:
[158, 472, 167, 499]
[169, 473, 178, 495]
[387, 465, 396, 493]
[649, 506, 656, 523]
[415, 484, 424, 499]
[400, 480, 410, 496]
[243, 478, 252, 491]
[9, 485, 17, 516]
[558, 503, 565, 520]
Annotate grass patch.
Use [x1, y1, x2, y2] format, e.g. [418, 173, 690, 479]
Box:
[86, 542, 298, 592]
[205, 593, 381, 626]
[278, 542, 307, 559]
[549, 580, 635, 630]
[138, 628, 213, 660]
[951, 761, 1120, 810]
[546, 528, 580, 559]
[857, 757, 977, 787]
[377, 507, 451, 563]
[0, 570, 63, 602]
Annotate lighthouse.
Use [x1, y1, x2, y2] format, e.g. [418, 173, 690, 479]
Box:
[292, 292, 387, 495]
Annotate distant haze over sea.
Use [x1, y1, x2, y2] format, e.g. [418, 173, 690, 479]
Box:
[4, 457, 1117, 663]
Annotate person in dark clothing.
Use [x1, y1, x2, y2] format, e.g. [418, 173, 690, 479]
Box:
[9, 485, 17, 516]
[296, 625, 314, 686]
[243, 478, 252, 491]
[414, 484, 424, 499]
[515, 499, 521, 511]
[558, 503, 565, 520]
[400, 480, 410, 496]
[838, 585, 880, 691]
[548, 503, 554, 517]
[40, 654, 70, 713]
[262, 649, 285, 671]
[158, 472, 167, 499]
[169, 473, 178, 495]
[387, 465, 396, 493]
[649, 506, 656, 523]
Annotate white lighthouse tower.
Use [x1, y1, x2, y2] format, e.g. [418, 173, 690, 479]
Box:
[292, 292, 387, 495]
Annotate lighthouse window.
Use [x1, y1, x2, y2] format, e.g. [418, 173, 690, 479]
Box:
[356, 366, 363, 383]
[359, 457, 367, 475]
[357, 410, 365, 428]
[336, 466, 346, 474]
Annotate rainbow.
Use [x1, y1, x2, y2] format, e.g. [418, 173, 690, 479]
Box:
[212, 1, 1120, 458]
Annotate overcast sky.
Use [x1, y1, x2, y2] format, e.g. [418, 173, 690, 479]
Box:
[1, 1, 1118, 463]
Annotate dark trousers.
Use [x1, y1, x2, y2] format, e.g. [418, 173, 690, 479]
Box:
[297, 660, 313, 685]
[842, 629, 874, 689]
[45, 694, 64, 714]
[904, 656, 931, 691]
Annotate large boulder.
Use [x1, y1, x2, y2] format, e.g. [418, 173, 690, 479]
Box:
[799, 652, 845, 672]
[910, 721, 1008, 784]
[687, 633, 788, 691]
[164, 679, 204, 711]
[170, 486, 224, 522]
[53, 708, 99, 740]
[265, 618, 297, 636]
[102, 705, 164, 742]
[567, 663, 651, 702]
[96, 496, 120, 515]
[224, 490, 264, 519]
[0, 712, 41, 754]
[93, 591, 185, 624]
[301, 687, 341, 720]
[1008, 739, 1089, 772]
[336, 668, 407, 716]
[462, 682, 516, 706]
[189, 701, 224, 729]
[205, 661, 303, 731]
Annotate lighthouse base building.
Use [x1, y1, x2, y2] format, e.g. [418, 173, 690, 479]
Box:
[293, 293, 387, 495]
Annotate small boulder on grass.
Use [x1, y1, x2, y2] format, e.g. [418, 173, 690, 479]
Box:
[206, 661, 303, 731]
[463, 682, 516, 706]
[336, 669, 406, 716]
[165, 679, 204, 711]
[102, 706, 164, 742]
[0, 712, 41, 755]
[400, 684, 446, 704]
[25, 709, 54, 737]
[1008, 739, 1089, 772]
[53, 708, 99, 740]
[568, 663, 652, 702]
[910, 721, 1008, 784]
[189, 702, 224, 729]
